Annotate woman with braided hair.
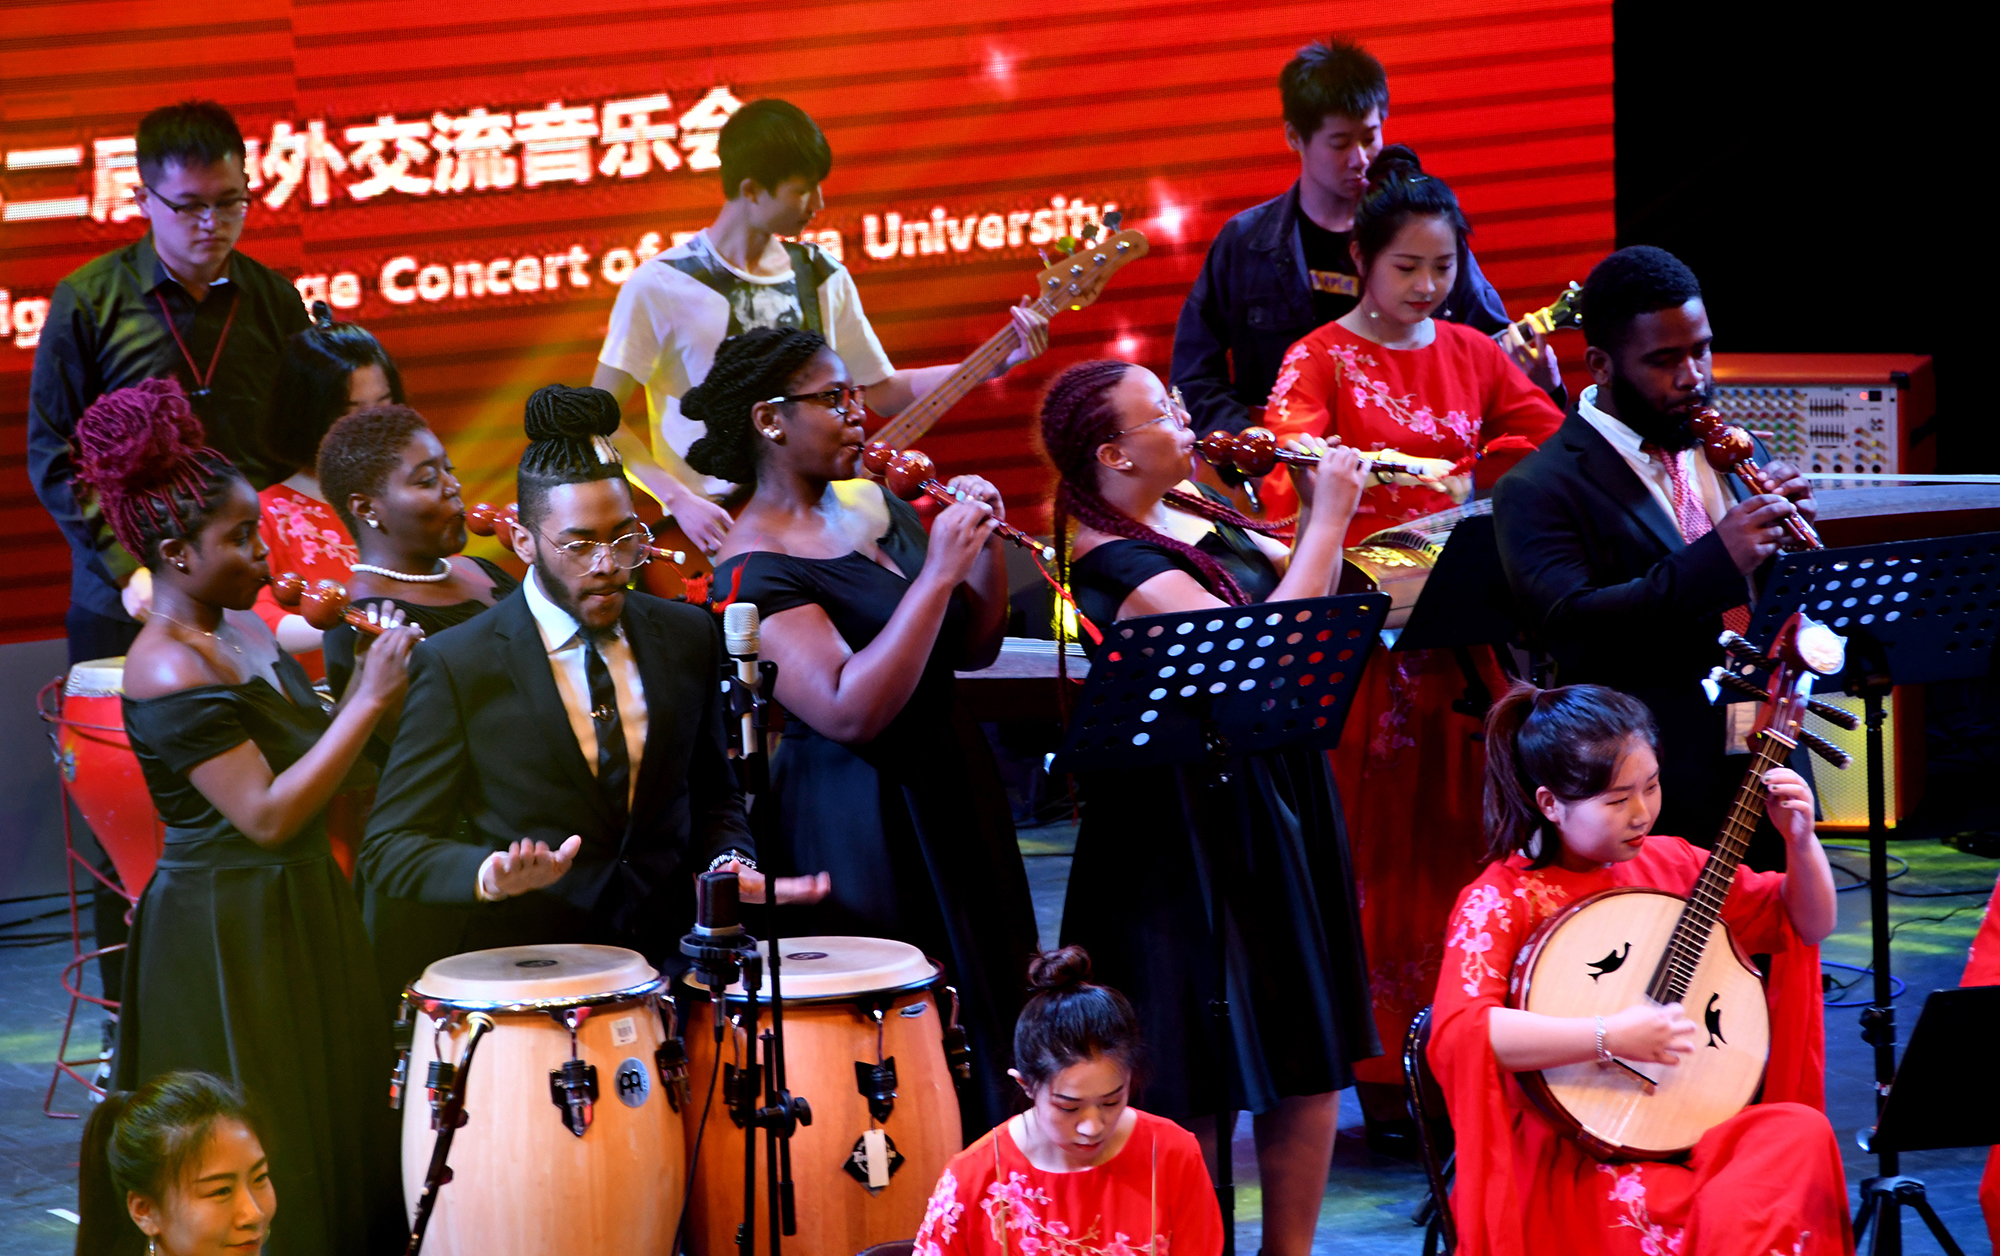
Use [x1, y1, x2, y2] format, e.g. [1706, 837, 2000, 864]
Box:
[695, 326, 1041, 1137]
[79, 375, 417, 1255]
[1043, 359, 1374, 1256]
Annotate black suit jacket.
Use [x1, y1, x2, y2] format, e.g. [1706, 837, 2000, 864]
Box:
[1493, 408, 1791, 846]
[357, 588, 750, 987]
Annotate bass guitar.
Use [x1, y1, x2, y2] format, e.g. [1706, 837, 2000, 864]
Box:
[1508, 611, 1852, 1160]
[645, 216, 1149, 595]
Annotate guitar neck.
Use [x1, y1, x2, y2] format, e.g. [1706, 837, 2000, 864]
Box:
[1644, 729, 1794, 1005]
[871, 292, 1058, 452]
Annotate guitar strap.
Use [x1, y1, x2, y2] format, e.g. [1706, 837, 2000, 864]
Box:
[662, 234, 830, 336]
[781, 240, 824, 336]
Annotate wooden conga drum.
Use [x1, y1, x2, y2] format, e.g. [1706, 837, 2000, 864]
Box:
[402, 945, 686, 1255]
[682, 937, 962, 1256]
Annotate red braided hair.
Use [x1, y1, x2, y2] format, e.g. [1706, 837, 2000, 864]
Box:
[1039, 361, 1287, 607]
[72, 377, 240, 566]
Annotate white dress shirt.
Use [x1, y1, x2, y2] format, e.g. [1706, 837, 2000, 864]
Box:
[1575, 384, 1731, 539]
[524, 566, 648, 805]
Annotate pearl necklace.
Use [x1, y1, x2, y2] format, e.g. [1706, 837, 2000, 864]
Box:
[351, 560, 451, 583]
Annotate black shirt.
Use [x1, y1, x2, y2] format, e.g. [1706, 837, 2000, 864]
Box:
[1297, 212, 1360, 325]
[27, 235, 308, 618]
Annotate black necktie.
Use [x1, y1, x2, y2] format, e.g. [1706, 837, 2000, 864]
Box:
[584, 638, 630, 827]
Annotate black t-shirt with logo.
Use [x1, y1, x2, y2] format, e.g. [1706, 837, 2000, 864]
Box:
[1297, 213, 1360, 325]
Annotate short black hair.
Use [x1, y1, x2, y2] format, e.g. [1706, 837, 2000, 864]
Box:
[135, 100, 246, 185]
[318, 404, 432, 535]
[517, 385, 628, 529]
[1352, 145, 1467, 269]
[1580, 246, 1704, 355]
[266, 303, 405, 477]
[1280, 37, 1389, 139]
[718, 99, 832, 199]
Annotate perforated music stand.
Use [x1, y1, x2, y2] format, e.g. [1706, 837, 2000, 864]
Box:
[1744, 529, 2000, 1255]
[1390, 511, 1526, 717]
[1051, 593, 1391, 1256]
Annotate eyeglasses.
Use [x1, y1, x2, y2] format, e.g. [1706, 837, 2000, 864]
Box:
[535, 527, 654, 571]
[764, 383, 867, 418]
[1114, 387, 1190, 438]
[141, 184, 252, 224]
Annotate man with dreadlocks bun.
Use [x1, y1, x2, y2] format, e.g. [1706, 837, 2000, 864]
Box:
[1041, 359, 1375, 1256]
[692, 327, 1041, 1137]
[359, 384, 827, 989]
[81, 375, 418, 1256]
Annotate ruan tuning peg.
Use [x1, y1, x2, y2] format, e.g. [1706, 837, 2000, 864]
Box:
[1797, 727, 1853, 770]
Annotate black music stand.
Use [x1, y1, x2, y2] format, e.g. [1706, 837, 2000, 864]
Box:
[1746, 530, 2000, 1255]
[1390, 511, 1528, 714]
[1051, 593, 1391, 1256]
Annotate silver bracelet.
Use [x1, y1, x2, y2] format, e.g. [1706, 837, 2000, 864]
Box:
[1594, 1015, 1613, 1065]
[706, 851, 756, 873]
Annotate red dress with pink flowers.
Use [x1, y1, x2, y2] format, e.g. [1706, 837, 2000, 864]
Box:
[914, 1110, 1222, 1256]
[252, 483, 358, 680]
[1261, 320, 1562, 1096]
[1431, 838, 1852, 1256]
[1960, 874, 2000, 1250]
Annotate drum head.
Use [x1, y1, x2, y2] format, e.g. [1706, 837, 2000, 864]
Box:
[66, 657, 126, 698]
[410, 944, 659, 1008]
[694, 936, 938, 1001]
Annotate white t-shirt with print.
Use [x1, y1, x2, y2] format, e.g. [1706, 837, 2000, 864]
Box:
[597, 228, 895, 497]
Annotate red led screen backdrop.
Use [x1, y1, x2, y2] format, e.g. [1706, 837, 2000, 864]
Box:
[0, 0, 1611, 644]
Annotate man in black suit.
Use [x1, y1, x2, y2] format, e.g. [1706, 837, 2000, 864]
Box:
[358, 386, 824, 1000]
[1493, 247, 1815, 866]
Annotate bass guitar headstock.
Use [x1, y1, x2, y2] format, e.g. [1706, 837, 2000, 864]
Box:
[1519, 280, 1584, 337]
[1706, 612, 1854, 768]
[1033, 211, 1149, 313]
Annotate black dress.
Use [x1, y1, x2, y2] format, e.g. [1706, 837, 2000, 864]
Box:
[116, 650, 405, 1255]
[711, 488, 1041, 1135]
[322, 555, 520, 698]
[1060, 521, 1378, 1120]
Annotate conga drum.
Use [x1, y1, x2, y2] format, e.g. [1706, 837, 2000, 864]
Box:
[682, 937, 962, 1256]
[47, 658, 164, 898]
[402, 945, 686, 1255]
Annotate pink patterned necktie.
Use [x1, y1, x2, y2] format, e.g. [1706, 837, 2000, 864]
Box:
[1642, 441, 1750, 633]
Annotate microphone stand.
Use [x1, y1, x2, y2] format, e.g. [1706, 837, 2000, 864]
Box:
[406, 1011, 496, 1256]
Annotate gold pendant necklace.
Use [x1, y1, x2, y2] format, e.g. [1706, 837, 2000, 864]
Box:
[154, 613, 243, 655]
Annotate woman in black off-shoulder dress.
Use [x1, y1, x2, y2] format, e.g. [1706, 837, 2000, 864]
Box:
[688, 327, 1042, 1136]
[75, 377, 418, 1255]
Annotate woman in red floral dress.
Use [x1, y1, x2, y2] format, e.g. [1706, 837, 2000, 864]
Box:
[250, 305, 401, 678]
[1258, 147, 1564, 1128]
[915, 947, 1222, 1256]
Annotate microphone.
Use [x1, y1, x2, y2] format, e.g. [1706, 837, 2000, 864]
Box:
[723, 601, 761, 761]
[680, 870, 757, 1019]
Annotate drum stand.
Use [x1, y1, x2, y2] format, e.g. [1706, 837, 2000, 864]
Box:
[1743, 533, 2000, 1256]
[1051, 594, 1390, 1256]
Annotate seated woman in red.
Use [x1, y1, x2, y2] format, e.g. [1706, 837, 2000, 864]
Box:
[915, 946, 1222, 1256]
[1431, 682, 1852, 1255]
[1961, 875, 2000, 1249]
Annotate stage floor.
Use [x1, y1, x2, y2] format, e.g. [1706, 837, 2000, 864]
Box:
[1, 830, 1991, 1254]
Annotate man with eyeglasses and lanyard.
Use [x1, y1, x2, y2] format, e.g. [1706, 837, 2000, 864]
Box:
[26, 100, 307, 1017]
[28, 99, 309, 664]
[357, 385, 829, 994]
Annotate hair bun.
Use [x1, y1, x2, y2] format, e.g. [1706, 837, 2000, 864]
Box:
[524, 384, 621, 442]
[1365, 143, 1425, 184]
[1025, 945, 1093, 993]
[73, 376, 207, 497]
[679, 380, 713, 428]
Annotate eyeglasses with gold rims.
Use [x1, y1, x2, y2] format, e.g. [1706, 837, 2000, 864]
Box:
[1113, 386, 1191, 438]
[535, 528, 656, 571]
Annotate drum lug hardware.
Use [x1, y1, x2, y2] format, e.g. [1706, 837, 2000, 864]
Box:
[549, 1058, 598, 1137]
[722, 1063, 755, 1127]
[655, 1037, 691, 1112]
[388, 1000, 415, 1111]
[854, 1058, 898, 1123]
[940, 985, 973, 1087]
[426, 1060, 460, 1129]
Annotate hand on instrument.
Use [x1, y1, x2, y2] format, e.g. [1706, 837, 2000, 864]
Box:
[479, 835, 584, 900]
[663, 482, 735, 555]
[942, 474, 1006, 522]
[1499, 323, 1561, 393]
[992, 300, 1050, 377]
[1715, 494, 1799, 574]
[714, 858, 833, 906]
[1289, 436, 1367, 528]
[122, 566, 153, 622]
[917, 499, 1000, 589]
[1757, 459, 1818, 521]
[1605, 1001, 1698, 1066]
[349, 609, 421, 708]
[1763, 767, 1817, 847]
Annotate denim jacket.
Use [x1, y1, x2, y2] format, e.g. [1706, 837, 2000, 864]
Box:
[1169, 182, 1513, 439]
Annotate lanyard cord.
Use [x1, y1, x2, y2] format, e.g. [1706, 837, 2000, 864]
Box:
[154, 286, 238, 397]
